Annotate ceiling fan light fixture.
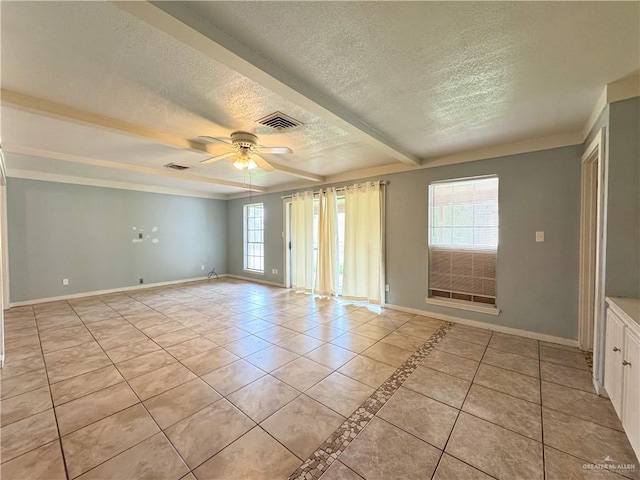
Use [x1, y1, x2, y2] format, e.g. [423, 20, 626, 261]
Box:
[233, 152, 257, 170]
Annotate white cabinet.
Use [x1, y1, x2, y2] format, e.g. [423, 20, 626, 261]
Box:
[622, 329, 640, 455]
[605, 297, 640, 460]
[605, 309, 626, 415]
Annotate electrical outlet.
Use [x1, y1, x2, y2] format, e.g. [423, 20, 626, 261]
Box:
[273, 268, 278, 275]
[62, 278, 69, 286]
[201, 265, 205, 271]
[385, 284, 390, 292]
[536, 231, 545, 242]
[139, 278, 144, 284]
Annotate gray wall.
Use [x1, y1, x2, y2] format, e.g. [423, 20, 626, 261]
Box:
[7, 179, 227, 302]
[227, 145, 582, 339]
[605, 97, 640, 298]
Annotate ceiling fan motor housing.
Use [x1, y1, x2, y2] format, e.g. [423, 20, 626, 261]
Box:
[231, 131, 258, 152]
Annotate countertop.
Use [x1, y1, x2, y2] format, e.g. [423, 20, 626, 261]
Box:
[607, 297, 640, 329]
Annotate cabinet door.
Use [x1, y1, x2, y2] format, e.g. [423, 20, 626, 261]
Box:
[622, 330, 640, 457]
[605, 309, 626, 416]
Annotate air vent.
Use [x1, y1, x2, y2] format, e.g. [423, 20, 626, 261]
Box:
[256, 111, 302, 131]
[163, 163, 190, 171]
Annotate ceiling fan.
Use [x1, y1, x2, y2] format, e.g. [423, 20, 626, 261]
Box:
[199, 131, 293, 171]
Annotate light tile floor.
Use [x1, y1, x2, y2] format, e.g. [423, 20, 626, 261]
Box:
[0, 279, 637, 480]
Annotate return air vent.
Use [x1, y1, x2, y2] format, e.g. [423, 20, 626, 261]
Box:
[163, 163, 190, 171]
[256, 111, 302, 131]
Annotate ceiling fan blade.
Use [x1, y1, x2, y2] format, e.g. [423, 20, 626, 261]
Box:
[198, 135, 233, 146]
[258, 146, 293, 154]
[252, 154, 275, 172]
[200, 151, 237, 165]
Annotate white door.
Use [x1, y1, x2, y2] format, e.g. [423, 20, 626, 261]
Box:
[605, 310, 626, 416]
[622, 330, 640, 456]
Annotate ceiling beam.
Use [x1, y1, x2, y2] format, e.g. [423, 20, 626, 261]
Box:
[263, 162, 325, 183]
[113, 1, 421, 166]
[3, 90, 326, 183]
[1, 90, 214, 155]
[2, 144, 266, 192]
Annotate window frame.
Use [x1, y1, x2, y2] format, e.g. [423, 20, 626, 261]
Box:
[425, 175, 500, 315]
[243, 202, 265, 274]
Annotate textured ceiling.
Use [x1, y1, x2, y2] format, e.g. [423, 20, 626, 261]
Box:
[183, 1, 639, 159]
[0, 0, 394, 192]
[1, 1, 638, 196]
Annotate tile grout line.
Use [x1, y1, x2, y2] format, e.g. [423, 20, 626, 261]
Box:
[32, 304, 72, 480]
[434, 329, 495, 480]
[539, 340, 547, 480]
[287, 321, 453, 480]
[432, 342, 596, 397]
[63, 287, 341, 478]
[62, 300, 195, 479]
[4, 283, 598, 480]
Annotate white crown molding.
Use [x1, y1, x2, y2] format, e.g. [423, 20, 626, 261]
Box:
[1, 89, 214, 155]
[607, 71, 640, 104]
[225, 131, 583, 200]
[1, 93, 323, 184]
[0, 148, 6, 187]
[582, 87, 609, 141]
[3, 144, 265, 193]
[420, 131, 583, 169]
[582, 72, 640, 141]
[6, 169, 228, 200]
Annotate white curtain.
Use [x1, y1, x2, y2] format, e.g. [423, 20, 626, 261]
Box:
[315, 188, 338, 296]
[342, 182, 384, 303]
[291, 191, 315, 292]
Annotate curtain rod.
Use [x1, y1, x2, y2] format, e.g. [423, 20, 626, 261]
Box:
[281, 181, 387, 199]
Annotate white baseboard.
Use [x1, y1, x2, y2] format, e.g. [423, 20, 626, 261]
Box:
[225, 274, 285, 288]
[8, 275, 228, 307]
[593, 377, 607, 396]
[386, 303, 580, 348]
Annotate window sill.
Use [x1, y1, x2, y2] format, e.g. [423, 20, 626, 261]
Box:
[424, 297, 500, 316]
[243, 269, 264, 275]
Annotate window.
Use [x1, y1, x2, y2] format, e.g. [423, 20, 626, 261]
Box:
[244, 203, 264, 273]
[310, 196, 346, 293]
[428, 176, 498, 306]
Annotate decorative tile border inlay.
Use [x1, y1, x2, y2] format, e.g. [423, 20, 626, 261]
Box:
[288, 321, 454, 480]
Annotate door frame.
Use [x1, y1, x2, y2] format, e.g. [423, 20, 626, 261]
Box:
[577, 128, 608, 389]
[283, 198, 292, 288]
[0, 147, 7, 366]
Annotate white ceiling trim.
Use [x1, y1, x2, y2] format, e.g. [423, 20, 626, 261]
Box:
[1, 90, 327, 184]
[582, 72, 640, 140]
[1, 89, 213, 155]
[421, 131, 583, 169]
[6, 169, 227, 200]
[3, 144, 266, 193]
[606, 71, 640, 104]
[0, 148, 6, 186]
[112, 1, 421, 166]
[582, 87, 608, 141]
[263, 163, 325, 183]
[226, 130, 584, 200]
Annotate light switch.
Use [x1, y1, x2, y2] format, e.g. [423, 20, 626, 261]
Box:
[536, 231, 545, 242]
